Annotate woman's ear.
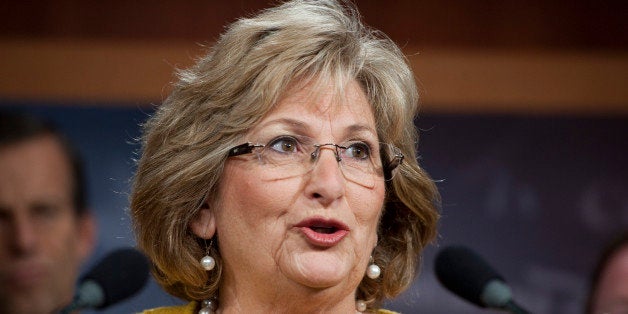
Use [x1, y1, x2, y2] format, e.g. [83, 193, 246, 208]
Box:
[190, 202, 216, 239]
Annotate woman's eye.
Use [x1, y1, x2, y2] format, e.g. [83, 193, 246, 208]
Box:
[268, 137, 299, 153]
[345, 142, 370, 159]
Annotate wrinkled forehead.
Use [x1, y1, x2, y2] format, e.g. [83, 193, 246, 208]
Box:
[273, 77, 372, 118]
[242, 78, 378, 143]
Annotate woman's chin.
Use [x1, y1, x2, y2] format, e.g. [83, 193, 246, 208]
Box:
[285, 252, 354, 289]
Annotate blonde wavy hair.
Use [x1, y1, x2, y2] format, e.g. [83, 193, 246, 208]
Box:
[131, 0, 439, 311]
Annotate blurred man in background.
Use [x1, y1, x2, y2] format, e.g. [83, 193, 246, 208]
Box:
[0, 110, 96, 314]
[587, 232, 628, 314]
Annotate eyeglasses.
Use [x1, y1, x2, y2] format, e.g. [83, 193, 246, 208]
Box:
[227, 136, 404, 188]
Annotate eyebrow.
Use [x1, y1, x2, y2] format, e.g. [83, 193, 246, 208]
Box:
[256, 118, 378, 139]
[257, 118, 309, 133]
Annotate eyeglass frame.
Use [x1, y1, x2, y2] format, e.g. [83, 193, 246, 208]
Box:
[227, 140, 404, 181]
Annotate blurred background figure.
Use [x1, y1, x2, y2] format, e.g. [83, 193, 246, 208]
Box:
[0, 1, 627, 313]
[0, 110, 96, 314]
[587, 232, 628, 314]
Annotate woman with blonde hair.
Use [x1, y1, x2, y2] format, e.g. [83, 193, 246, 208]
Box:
[131, 0, 439, 313]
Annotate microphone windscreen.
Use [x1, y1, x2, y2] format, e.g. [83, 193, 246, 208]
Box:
[434, 245, 505, 307]
[81, 247, 150, 309]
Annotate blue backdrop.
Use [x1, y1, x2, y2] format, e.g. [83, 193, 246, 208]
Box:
[2, 103, 627, 314]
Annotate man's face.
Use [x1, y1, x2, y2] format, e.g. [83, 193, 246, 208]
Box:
[591, 246, 628, 314]
[0, 135, 94, 314]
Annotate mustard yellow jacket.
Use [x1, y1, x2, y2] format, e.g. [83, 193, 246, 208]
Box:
[141, 301, 400, 314]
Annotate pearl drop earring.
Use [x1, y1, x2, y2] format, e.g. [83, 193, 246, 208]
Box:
[366, 255, 381, 279]
[198, 298, 218, 314]
[200, 239, 216, 271]
[356, 299, 367, 312]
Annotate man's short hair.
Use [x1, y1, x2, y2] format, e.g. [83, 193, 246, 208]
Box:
[0, 110, 88, 215]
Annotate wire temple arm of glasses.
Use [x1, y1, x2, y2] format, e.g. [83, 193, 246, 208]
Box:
[228, 143, 264, 157]
[384, 150, 404, 174]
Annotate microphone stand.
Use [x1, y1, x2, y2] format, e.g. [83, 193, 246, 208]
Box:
[58, 297, 81, 314]
[503, 300, 531, 314]
[58, 280, 104, 314]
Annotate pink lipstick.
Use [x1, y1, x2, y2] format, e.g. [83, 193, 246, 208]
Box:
[295, 217, 349, 247]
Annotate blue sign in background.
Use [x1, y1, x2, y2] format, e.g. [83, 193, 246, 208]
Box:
[2, 103, 627, 313]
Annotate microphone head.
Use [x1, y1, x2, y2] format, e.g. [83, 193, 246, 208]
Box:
[434, 245, 510, 308]
[81, 247, 150, 309]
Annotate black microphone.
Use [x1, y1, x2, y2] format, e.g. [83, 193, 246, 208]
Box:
[59, 247, 150, 313]
[434, 245, 531, 314]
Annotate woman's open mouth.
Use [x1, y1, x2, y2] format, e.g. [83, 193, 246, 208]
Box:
[295, 217, 349, 247]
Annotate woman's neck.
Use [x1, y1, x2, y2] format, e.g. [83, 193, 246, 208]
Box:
[216, 279, 360, 313]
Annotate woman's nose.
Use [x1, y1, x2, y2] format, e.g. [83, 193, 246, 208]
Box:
[304, 147, 345, 205]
